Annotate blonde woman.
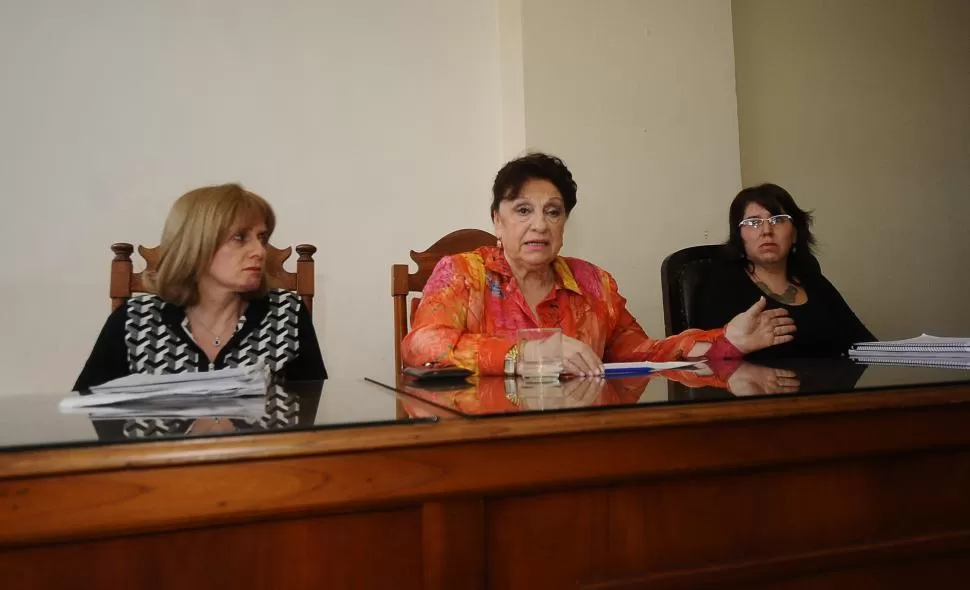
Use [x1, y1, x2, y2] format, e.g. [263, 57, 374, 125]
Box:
[74, 183, 326, 391]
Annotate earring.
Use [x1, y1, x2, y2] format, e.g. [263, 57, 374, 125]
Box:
[496, 238, 503, 249]
[792, 244, 797, 253]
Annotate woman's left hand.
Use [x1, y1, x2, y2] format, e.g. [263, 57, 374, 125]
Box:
[727, 362, 800, 396]
[724, 296, 797, 354]
[562, 336, 605, 377]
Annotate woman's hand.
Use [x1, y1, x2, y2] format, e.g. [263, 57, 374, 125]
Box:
[727, 362, 800, 396]
[724, 296, 797, 354]
[521, 334, 603, 377]
[562, 335, 604, 377]
[562, 376, 607, 406]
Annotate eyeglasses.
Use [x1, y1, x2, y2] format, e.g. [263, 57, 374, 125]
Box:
[738, 214, 792, 229]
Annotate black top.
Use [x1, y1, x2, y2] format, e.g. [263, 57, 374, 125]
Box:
[74, 289, 327, 391]
[691, 260, 875, 360]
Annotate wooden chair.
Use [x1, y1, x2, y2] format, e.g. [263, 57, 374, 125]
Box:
[109, 242, 317, 313]
[391, 229, 496, 372]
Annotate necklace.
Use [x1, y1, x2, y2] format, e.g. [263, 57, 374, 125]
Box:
[188, 305, 241, 347]
[748, 271, 799, 304]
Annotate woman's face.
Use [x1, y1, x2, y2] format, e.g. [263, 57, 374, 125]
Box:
[493, 179, 567, 271]
[739, 202, 797, 267]
[201, 217, 268, 296]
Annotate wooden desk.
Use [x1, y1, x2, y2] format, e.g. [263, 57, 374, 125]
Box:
[3, 380, 970, 588]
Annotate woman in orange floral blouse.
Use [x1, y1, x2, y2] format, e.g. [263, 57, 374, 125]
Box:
[402, 153, 796, 377]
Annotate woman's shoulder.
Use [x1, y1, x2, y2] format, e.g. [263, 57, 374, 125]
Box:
[128, 293, 166, 306]
[123, 293, 167, 315]
[258, 289, 309, 316]
[265, 288, 302, 305]
[558, 256, 618, 295]
[425, 247, 493, 288]
[560, 255, 609, 278]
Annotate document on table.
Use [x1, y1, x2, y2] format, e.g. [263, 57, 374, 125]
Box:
[60, 363, 269, 411]
[603, 360, 702, 376]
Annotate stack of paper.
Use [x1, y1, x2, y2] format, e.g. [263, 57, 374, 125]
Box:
[78, 398, 268, 420]
[60, 363, 270, 412]
[848, 334, 970, 369]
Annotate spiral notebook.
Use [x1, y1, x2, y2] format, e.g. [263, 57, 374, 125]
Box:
[849, 334, 970, 369]
[850, 334, 970, 353]
[846, 356, 970, 369]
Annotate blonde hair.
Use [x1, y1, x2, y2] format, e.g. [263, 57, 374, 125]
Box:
[145, 183, 276, 306]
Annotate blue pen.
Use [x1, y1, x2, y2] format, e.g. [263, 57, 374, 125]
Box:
[603, 367, 654, 377]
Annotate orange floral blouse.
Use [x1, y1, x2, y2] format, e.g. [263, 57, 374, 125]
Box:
[402, 247, 724, 375]
[399, 371, 731, 417]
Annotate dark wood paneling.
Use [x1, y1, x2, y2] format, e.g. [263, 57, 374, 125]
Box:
[583, 532, 970, 589]
[488, 488, 612, 589]
[422, 498, 486, 590]
[490, 450, 970, 589]
[5, 405, 970, 547]
[0, 508, 422, 590]
[743, 552, 970, 589]
[4, 383, 970, 588]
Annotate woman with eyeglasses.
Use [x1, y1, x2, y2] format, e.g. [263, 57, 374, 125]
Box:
[692, 183, 874, 359]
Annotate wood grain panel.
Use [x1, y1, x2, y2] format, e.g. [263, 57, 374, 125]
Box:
[0, 508, 422, 590]
[743, 552, 970, 589]
[490, 450, 970, 589]
[422, 498, 486, 590]
[488, 489, 612, 589]
[582, 531, 970, 589]
[5, 406, 970, 546]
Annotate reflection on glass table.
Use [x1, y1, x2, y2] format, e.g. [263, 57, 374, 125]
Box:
[0, 378, 431, 452]
[375, 357, 970, 418]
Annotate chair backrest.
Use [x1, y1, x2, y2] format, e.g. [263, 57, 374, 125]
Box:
[661, 244, 823, 336]
[660, 244, 724, 336]
[109, 242, 317, 313]
[391, 229, 496, 372]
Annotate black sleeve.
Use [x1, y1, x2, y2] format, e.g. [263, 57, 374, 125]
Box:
[73, 305, 131, 392]
[281, 300, 327, 381]
[817, 275, 876, 345]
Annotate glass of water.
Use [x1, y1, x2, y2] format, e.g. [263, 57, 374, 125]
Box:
[517, 328, 563, 381]
[515, 377, 565, 410]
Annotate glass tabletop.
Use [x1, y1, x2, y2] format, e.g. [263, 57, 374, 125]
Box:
[371, 358, 970, 418]
[0, 378, 432, 453]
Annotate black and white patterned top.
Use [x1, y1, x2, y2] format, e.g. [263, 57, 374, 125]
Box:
[90, 382, 324, 442]
[75, 289, 327, 391]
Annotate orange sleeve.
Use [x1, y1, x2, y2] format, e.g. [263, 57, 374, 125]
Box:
[662, 368, 730, 390]
[602, 273, 724, 362]
[401, 255, 514, 375]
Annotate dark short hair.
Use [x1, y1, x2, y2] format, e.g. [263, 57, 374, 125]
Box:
[491, 152, 578, 218]
[725, 183, 817, 283]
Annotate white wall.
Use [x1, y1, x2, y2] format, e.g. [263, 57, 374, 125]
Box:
[0, 0, 505, 395]
[519, 0, 742, 338]
[0, 0, 759, 398]
[732, 0, 970, 338]
[8, 0, 962, 399]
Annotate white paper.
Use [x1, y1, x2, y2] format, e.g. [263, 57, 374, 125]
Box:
[67, 397, 268, 420]
[61, 363, 269, 410]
